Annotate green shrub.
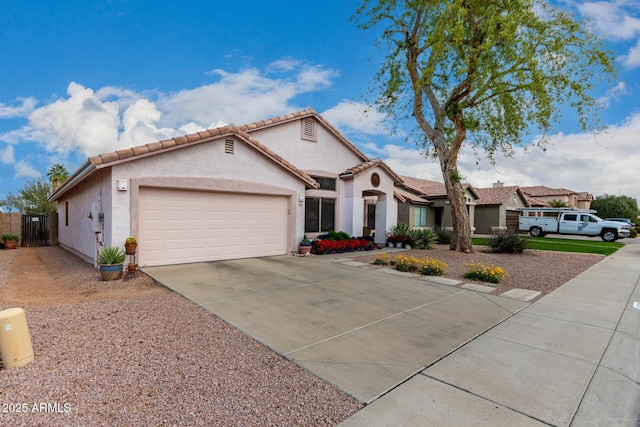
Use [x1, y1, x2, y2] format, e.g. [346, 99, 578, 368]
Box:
[326, 230, 351, 241]
[631, 228, 638, 238]
[97, 246, 126, 265]
[409, 228, 438, 249]
[489, 231, 528, 254]
[435, 226, 452, 244]
[1, 233, 20, 242]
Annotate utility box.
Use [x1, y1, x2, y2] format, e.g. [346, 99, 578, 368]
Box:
[0, 308, 34, 368]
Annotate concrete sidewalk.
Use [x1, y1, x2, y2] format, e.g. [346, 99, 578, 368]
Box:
[341, 239, 640, 426]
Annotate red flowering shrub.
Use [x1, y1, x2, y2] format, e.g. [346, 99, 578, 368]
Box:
[312, 238, 375, 254]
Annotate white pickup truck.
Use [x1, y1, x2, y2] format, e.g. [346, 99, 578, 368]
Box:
[517, 208, 630, 242]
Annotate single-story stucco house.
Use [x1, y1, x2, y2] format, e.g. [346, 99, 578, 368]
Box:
[398, 176, 479, 231]
[474, 183, 530, 234]
[50, 109, 403, 267]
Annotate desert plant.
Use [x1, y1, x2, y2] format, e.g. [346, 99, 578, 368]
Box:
[325, 230, 351, 241]
[299, 235, 311, 246]
[409, 228, 438, 249]
[372, 253, 391, 265]
[97, 246, 126, 265]
[488, 231, 528, 254]
[125, 236, 137, 244]
[393, 255, 421, 272]
[464, 263, 509, 284]
[420, 257, 448, 276]
[435, 226, 452, 244]
[1, 233, 20, 242]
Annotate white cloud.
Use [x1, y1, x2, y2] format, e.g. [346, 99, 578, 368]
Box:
[576, 1, 640, 41]
[14, 160, 41, 179]
[27, 82, 121, 156]
[619, 38, 640, 67]
[160, 61, 338, 128]
[375, 112, 640, 203]
[598, 81, 629, 107]
[0, 145, 14, 164]
[0, 60, 340, 158]
[321, 101, 391, 136]
[0, 97, 37, 118]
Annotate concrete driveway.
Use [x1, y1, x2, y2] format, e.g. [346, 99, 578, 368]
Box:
[144, 253, 528, 403]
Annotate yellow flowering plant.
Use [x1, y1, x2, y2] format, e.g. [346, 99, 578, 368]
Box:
[373, 253, 391, 265]
[420, 257, 448, 276]
[464, 262, 509, 284]
[393, 255, 448, 276]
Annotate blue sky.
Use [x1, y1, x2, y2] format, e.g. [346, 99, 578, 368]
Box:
[1, 0, 640, 210]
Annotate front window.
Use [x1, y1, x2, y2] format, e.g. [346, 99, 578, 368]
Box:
[310, 176, 336, 191]
[305, 198, 335, 232]
[413, 206, 428, 227]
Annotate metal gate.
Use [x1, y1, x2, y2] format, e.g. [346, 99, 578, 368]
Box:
[21, 214, 50, 247]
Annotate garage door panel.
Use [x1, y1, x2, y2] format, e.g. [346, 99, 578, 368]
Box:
[139, 188, 289, 266]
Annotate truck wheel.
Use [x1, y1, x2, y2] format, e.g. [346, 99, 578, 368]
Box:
[601, 229, 617, 242]
[529, 226, 543, 237]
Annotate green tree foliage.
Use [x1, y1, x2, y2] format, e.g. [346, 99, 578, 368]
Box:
[590, 195, 638, 221]
[354, 0, 616, 252]
[3, 178, 57, 215]
[549, 199, 568, 207]
[47, 163, 69, 189]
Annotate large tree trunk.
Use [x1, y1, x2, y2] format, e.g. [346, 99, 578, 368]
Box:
[439, 151, 473, 253]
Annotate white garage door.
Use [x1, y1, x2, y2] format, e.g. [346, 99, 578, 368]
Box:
[139, 188, 289, 266]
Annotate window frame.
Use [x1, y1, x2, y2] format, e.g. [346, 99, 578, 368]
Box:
[304, 197, 336, 233]
[413, 205, 428, 227]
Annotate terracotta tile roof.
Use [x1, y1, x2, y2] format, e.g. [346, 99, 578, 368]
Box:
[340, 159, 404, 184]
[400, 176, 479, 199]
[520, 186, 576, 197]
[394, 187, 431, 204]
[475, 186, 529, 206]
[525, 196, 550, 207]
[50, 124, 320, 201]
[238, 108, 369, 161]
[577, 191, 594, 202]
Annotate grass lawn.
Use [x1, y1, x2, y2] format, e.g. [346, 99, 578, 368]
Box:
[472, 236, 625, 256]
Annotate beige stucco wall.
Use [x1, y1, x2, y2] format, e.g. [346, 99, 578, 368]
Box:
[246, 120, 365, 173]
[57, 169, 111, 263]
[339, 167, 397, 244]
[110, 137, 306, 256]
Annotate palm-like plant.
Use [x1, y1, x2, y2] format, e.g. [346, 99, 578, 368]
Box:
[47, 163, 69, 189]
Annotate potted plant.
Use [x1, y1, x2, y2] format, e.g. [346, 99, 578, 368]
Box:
[124, 236, 137, 255]
[127, 262, 137, 272]
[298, 235, 312, 255]
[97, 246, 126, 281]
[1, 233, 20, 250]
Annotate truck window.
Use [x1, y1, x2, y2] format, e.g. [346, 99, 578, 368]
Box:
[564, 214, 577, 221]
[580, 215, 590, 222]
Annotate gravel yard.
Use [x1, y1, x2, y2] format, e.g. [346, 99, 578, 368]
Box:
[0, 247, 362, 426]
[353, 244, 606, 299]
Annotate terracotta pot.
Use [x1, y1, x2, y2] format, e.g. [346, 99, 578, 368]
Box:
[127, 264, 137, 272]
[3, 241, 17, 250]
[299, 245, 312, 255]
[124, 242, 137, 255]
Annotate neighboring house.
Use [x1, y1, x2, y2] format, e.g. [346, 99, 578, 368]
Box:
[520, 186, 593, 209]
[50, 109, 401, 267]
[474, 183, 529, 234]
[399, 176, 478, 231]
